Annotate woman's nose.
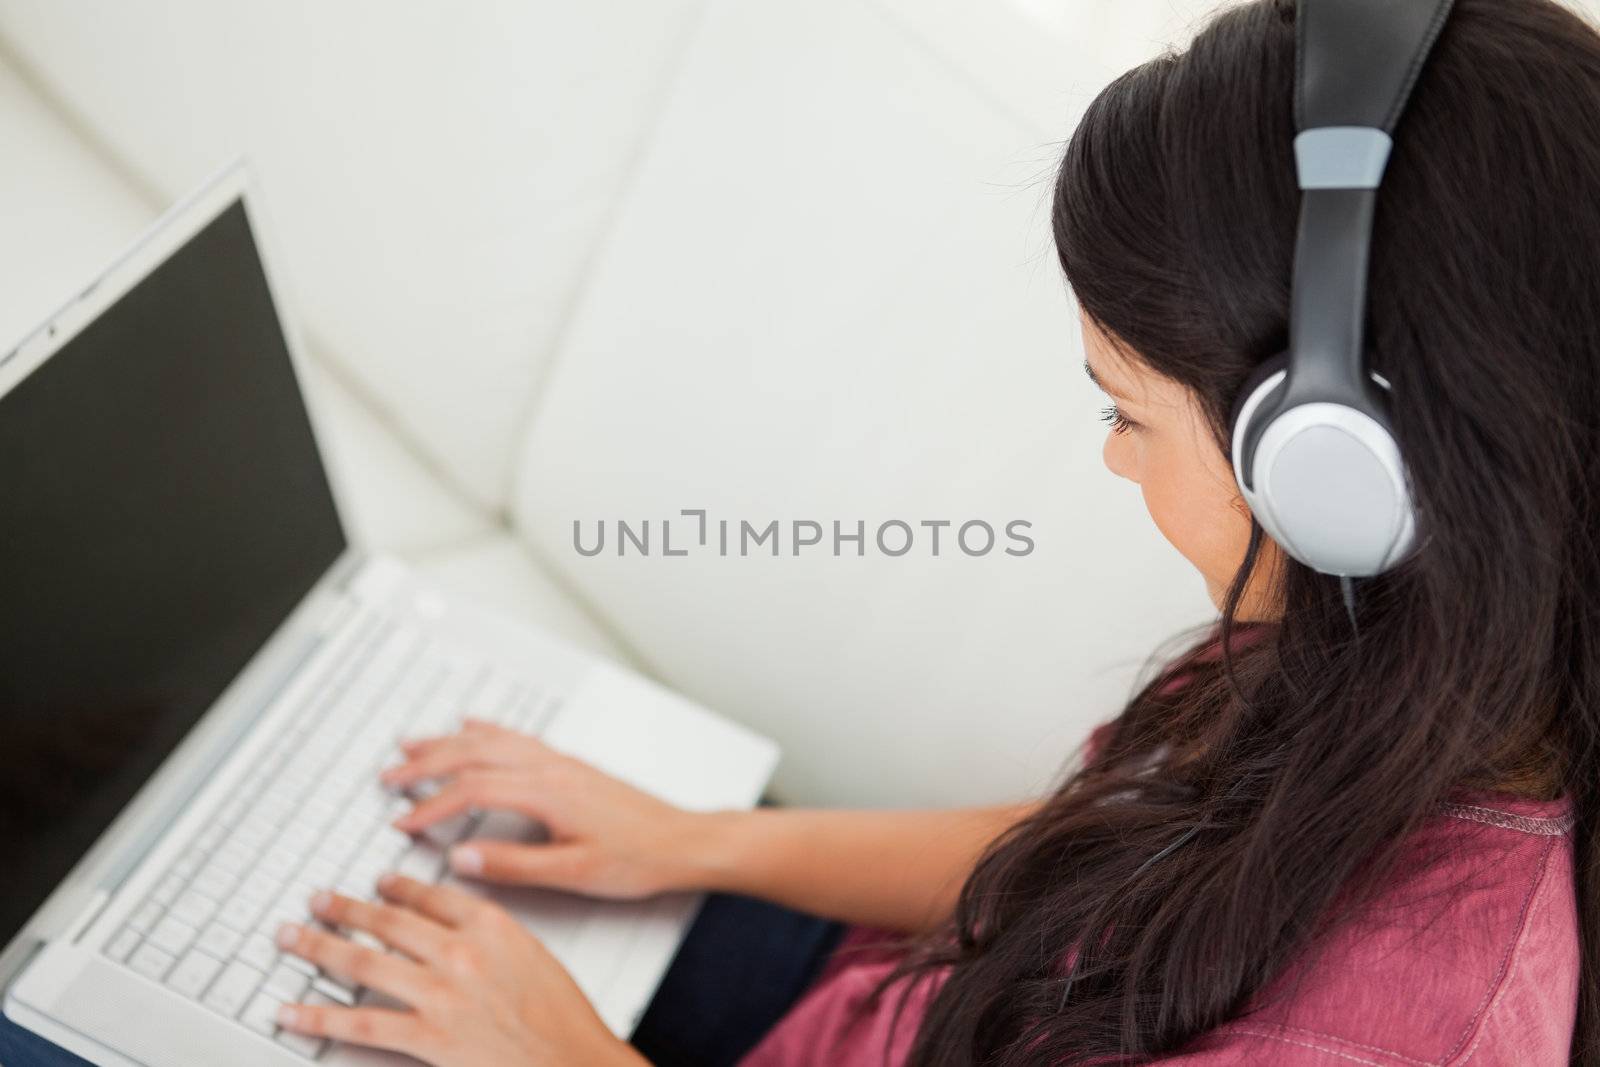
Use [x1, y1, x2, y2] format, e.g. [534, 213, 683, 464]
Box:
[1102, 434, 1135, 482]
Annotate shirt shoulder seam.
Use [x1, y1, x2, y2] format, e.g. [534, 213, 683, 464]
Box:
[1447, 836, 1561, 1064]
[1438, 802, 1574, 836]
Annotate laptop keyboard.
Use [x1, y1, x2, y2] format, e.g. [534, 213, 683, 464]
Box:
[100, 607, 562, 1059]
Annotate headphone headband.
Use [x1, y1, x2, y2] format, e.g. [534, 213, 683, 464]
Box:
[1296, 0, 1455, 133]
[1240, 0, 1454, 487]
[1230, 0, 1452, 576]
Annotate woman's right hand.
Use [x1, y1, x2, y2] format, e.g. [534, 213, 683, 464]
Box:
[379, 719, 706, 899]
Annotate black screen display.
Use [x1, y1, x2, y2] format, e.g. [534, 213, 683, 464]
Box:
[0, 199, 346, 948]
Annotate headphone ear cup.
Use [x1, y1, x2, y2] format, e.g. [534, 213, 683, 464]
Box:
[1228, 350, 1419, 577]
[1228, 352, 1290, 440]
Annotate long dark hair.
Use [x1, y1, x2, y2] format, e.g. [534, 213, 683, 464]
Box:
[888, 0, 1600, 1062]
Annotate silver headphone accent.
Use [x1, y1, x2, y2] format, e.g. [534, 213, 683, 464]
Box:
[1231, 367, 1416, 576]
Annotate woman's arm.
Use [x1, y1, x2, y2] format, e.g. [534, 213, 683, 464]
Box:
[673, 804, 1037, 932]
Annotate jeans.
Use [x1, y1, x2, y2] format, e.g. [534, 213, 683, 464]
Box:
[0, 894, 844, 1067]
[631, 893, 845, 1067]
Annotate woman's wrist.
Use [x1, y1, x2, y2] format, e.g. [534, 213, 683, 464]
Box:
[657, 808, 759, 895]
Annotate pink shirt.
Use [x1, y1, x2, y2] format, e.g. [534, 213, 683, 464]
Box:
[740, 790, 1578, 1066]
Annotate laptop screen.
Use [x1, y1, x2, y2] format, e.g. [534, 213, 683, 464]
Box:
[0, 198, 346, 950]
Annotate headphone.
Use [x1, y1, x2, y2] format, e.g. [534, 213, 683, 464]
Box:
[1229, 0, 1453, 577]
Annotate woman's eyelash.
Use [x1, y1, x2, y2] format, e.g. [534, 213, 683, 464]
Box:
[1099, 403, 1136, 435]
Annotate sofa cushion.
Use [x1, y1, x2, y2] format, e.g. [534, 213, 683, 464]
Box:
[0, 0, 711, 508]
[508, 0, 1214, 807]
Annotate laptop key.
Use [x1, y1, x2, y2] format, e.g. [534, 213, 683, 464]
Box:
[147, 916, 198, 957]
[264, 961, 312, 1001]
[150, 873, 185, 907]
[171, 848, 206, 881]
[275, 1028, 328, 1059]
[167, 949, 224, 999]
[127, 943, 175, 982]
[211, 840, 256, 877]
[241, 991, 284, 1037]
[192, 865, 238, 901]
[104, 927, 142, 962]
[219, 894, 264, 931]
[300, 857, 340, 887]
[203, 960, 265, 1017]
[259, 845, 303, 883]
[198, 922, 243, 959]
[171, 889, 218, 928]
[235, 875, 281, 907]
[127, 900, 162, 934]
[238, 933, 278, 972]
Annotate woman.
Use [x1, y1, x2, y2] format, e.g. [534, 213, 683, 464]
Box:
[269, 0, 1600, 1062]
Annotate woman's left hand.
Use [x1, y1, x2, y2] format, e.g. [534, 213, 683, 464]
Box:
[272, 873, 649, 1067]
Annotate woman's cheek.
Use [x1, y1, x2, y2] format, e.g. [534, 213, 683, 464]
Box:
[1138, 447, 1242, 585]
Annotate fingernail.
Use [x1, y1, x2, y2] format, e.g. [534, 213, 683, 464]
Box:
[308, 890, 333, 914]
[376, 872, 398, 893]
[275, 923, 301, 950]
[449, 846, 482, 875]
[276, 1005, 299, 1028]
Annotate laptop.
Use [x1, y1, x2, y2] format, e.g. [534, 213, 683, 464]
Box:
[0, 162, 779, 1066]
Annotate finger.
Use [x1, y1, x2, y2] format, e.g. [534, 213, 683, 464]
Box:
[376, 872, 491, 928]
[308, 890, 450, 963]
[384, 728, 553, 786]
[276, 922, 439, 1006]
[276, 1001, 430, 1057]
[448, 840, 593, 889]
[380, 735, 505, 787]
[391, 770, 539, 832]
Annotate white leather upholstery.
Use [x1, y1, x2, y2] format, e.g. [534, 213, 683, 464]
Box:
[0, 0, 1226, 806]
[297, 357, 493, 555]
[0, 0, 709, 508]
[0, 59, 153, 354]
[509, 0, 1212, 806]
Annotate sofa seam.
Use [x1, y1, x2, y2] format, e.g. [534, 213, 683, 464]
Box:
[0, 34, 168, 211]
[497, 0, 720, 514]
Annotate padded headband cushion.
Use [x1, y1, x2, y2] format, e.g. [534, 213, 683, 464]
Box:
[1297, 0, 1456, 133]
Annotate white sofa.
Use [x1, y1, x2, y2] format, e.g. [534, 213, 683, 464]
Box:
[0, 0, 1223, 809]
